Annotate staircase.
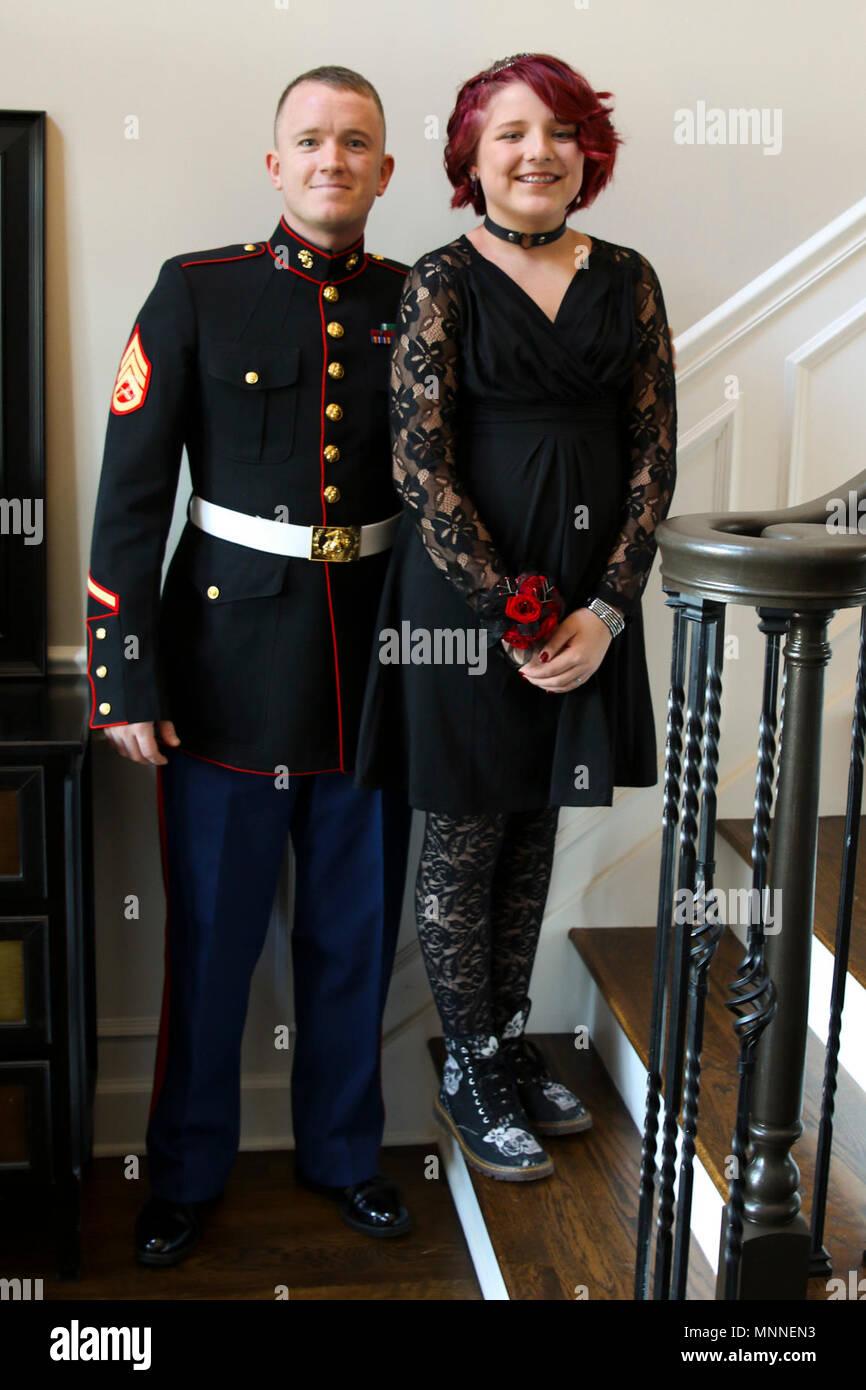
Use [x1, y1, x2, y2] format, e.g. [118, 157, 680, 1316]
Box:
[425, 201, 866, 1299]
[429, 814, 866, 1300]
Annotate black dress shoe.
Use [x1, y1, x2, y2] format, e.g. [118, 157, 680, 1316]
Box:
[134, 1191, 222, 1267]
[339, 1176, 411, 1238]
[295, 1169, 411, 1238]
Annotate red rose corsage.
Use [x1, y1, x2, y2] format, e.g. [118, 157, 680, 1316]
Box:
[477, 572, 564, 649]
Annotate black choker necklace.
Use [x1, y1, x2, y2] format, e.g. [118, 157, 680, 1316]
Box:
[483, 213, 568, 248]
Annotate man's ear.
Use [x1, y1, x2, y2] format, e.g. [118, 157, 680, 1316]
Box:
[265, 149, 282, 190]
[377, 153, 395, 197]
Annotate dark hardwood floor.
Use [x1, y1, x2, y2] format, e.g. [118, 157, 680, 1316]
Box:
[0, 1147, 481, 1300]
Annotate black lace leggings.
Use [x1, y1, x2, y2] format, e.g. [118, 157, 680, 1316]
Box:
[414, 806, 561, 1038]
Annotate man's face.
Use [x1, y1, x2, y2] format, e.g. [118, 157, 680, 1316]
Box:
[266, 82, 394, 244]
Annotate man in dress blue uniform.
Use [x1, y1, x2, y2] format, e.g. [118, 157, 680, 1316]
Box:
[85, 67, 413, 1263]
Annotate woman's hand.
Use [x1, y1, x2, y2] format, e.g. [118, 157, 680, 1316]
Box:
[500, 638, 539, 670]
[511, 607, 614, 693]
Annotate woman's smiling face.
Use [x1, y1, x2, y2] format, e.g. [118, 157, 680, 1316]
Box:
[470, 81, 585, 228]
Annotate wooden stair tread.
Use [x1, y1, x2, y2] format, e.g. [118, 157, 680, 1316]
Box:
[570, 924, 866, 1291]
[428, 1035, 715, 1299]
[718, 815, 866, 990]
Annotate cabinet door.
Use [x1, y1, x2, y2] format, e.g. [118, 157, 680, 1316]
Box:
[0, 1061, 52, 1179]
[0, 767, 46, 899]
[0, 917, 50, 1047]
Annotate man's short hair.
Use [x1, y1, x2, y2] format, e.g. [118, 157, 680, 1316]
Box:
[274, 66, 386, 149]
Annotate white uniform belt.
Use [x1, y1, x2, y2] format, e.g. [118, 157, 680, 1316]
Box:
[188, 494, 402, 562]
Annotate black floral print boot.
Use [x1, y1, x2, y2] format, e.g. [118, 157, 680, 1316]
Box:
[497, 1000, 593, 1135]
[434, 1030, 553, 1181]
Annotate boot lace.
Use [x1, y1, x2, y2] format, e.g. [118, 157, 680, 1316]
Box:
[470, 1053, 522, 1127]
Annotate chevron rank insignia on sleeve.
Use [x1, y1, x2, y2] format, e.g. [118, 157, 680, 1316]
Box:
[111, 325, 152, 414]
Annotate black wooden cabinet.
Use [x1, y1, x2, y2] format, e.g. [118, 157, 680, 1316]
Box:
[0, 675, 95, 1279]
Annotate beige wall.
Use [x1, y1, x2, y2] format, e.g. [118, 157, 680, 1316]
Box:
[0, 0, 863, 651]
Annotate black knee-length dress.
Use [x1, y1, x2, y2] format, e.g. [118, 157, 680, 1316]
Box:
[353, 233, 677, 814]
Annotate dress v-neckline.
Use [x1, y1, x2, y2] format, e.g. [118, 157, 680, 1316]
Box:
[460, 232, 601, 329]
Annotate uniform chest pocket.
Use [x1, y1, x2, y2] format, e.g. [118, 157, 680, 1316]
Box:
[205, 341, 300, 464]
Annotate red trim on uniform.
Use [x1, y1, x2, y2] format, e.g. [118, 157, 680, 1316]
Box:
[264, 256, 320, 285]
[87, 571, 119, 611]
[85, 615, 128, 730]
[318, 290, 329, 530]
[180, 247, 265, 267]
[149, 763, 172, 1120]
[278, 215, 363, 259]
[173, 745, 342, 776]
[318, 286, 346, 771]
[266, 240, 369, 286]
[323, 570, 345, 771]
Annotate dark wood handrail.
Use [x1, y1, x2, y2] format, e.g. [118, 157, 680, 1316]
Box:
[657, 469, 866, 608]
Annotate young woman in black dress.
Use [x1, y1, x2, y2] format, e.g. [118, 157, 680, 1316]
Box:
[355, 53, 677, 1180]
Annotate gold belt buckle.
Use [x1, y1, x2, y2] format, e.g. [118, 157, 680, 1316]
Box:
[309, 524, 361, 562]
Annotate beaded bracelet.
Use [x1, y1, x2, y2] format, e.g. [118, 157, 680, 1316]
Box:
[586, 596, 626, 638]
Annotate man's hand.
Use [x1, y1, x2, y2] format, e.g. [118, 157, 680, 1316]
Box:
[515, 607, 614, 693]
[103, 720, 181, 766]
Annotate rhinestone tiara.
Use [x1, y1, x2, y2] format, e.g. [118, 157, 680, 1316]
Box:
[472, 52, 534, 85]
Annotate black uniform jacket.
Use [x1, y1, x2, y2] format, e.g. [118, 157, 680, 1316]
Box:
[86, 216, 408, 775]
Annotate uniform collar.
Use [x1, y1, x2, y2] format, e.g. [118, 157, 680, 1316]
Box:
[267, 214, 366, 283]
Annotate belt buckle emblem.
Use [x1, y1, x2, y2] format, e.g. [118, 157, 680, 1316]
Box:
[310, 524, 361, 562]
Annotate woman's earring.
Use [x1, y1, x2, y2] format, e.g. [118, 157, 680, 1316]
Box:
[470, 171, 478, 189]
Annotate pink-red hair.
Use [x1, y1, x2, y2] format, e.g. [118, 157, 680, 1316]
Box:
[444, 53, 623, 215]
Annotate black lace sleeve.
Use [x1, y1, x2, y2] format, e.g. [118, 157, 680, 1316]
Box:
[390, 250, 509, 619]
[591, 251, 677, 626]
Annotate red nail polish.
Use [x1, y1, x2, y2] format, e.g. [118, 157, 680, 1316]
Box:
[539, 651, 549, 663]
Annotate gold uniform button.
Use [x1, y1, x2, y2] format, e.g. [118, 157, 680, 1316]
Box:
[96, 665, 107, 679]
[95, 627, 106, 640]
[245, 371, 259, 384]
[328, 362, 344, 379]
[325, 403, 343, 421]
[326, 321, 344, 338]
[243, 243, 256, 252]
[99, 702, 111, 716]
[207, 585, 220, 599]
[323, 485, 340, 503]
[323, 445, 340, 463]
[323, 285, 339, 302]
